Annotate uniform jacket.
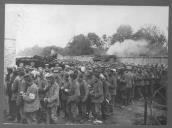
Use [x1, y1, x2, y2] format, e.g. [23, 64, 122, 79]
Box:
[108, 74, 118, 95]
[37, 78, 48, 100]
[79, 80, 89, 102]
[68, 80, 80, 103]
[124, 72, 134, 88]
[102, 80, 111, 101]
[23, 83, 40, 113]
[60, 79, 70, 101]
[91, 78, 104, 103]
[45, 82, 60, 108]
[11, 76, 22, 101]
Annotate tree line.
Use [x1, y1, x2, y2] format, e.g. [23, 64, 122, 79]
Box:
[17, 24, 168, 57]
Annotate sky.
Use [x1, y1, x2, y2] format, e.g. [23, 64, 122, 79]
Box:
[5, 4, 169, 53]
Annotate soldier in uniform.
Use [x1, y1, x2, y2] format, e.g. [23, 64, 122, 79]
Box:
[36, 72, 48, 123]
[22, 74, 40, 124]
[107, 69, 118, 112]
[44, 73, 60, 124]
[124, 69, 134, 105]
[134, 68, 144, 100]
[77, 74, 89, 122]
[100, 73, 112, 121]
[60, 73, 70, 120]
[90, 72, 104, 123]
[66, 72, 80, 122]
[44, 64, 50, 74]
[11, 70, 25, 122]
[117, 69, 127, 106]
[84, 69, 95, 120]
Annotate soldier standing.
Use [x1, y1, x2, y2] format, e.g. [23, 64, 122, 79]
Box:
[44, 73, 60, 124]
[36, 72, 48, 123]
[100, 73, 112, 121]
[108, 69, 118, 112]
[124, 69, 134, 105]
[22, 74, 40, 124]
[90, 73, 104, 123]
[60, 73, 70, 120]
[77, 74, 89, 122]
[11, 70, 25, 122]
[66, 72, 80, 123]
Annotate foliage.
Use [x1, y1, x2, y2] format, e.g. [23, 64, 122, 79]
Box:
[87, 33, 104, 48]
[133, 24, 167, 46]
[111, 25, 133, 44]
[66, 34, 94, 56]
[17, 24, 168, 57]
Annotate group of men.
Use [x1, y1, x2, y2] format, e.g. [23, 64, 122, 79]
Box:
[4, 61, 167, 124]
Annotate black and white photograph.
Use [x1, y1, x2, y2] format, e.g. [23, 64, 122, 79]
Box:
[4, 4, 168, 125]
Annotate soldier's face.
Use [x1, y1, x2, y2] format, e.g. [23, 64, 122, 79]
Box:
[47, 77, 54, 84]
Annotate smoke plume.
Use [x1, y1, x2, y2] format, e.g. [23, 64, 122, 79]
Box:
[107, 39, 151, 57]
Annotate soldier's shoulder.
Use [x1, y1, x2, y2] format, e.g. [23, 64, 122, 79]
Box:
[31, 83, 38, 89]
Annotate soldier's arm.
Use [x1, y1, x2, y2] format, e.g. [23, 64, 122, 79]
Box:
[23, 87, 37, 102]
[38, 80, 46, 93]
[19, 80, 26, 93]
[75, 81, 81, 97]
[82, 81, 89, 101]
[11, 79, 18, 92]
[96, 82, 104, 98]
[48, 84, 59, 103]
[68, 82, 80, 102]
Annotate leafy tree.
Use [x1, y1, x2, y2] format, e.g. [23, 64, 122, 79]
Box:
[66, 34, 93, 56]
[87, 33, 103, 48]
[132, 24, 168, 56]
[133, 25, 167, 49]
[111, 25, 133, 44]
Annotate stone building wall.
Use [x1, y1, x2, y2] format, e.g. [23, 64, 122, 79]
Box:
[4, 39, 16, 75]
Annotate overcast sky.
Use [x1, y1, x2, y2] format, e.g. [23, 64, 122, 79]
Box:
[5, 4, 169, 53]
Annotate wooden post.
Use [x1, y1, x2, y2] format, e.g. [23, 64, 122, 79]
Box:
[144, 97, 148, 125]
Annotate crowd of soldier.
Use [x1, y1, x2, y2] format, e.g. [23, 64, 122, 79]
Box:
[4, 62, 167, 124]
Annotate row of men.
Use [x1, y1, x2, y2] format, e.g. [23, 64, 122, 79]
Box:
[4, 62, 167, 124]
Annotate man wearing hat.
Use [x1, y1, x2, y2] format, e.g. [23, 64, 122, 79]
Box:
[35, 71, 48, 123]
[53, 67, 63, 86]
[11, 69, 25, 123]
[77, 74, 89, 122]
[107, 69, 118, 112]
[44, 64, 50, 73]
[66, 72, 80, 122]
[124, 68, 134, 105]
[22, 74, 40, 124]
[59, 73, 70, 120]
[90, 73, 104, 123]
[44, 73, 60, 124]
[100, 73, 112, 121]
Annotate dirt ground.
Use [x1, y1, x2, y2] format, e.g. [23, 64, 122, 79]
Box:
[4, 100, 167, 125]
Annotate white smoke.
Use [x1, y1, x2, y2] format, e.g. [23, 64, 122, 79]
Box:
[107, 39, 150, 57]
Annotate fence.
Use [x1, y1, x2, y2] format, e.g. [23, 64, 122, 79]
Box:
[57, 55, 168, 65]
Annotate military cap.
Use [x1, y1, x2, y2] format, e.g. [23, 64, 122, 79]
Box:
[111, 69, 117, 72]
[45, 68, 50, 72]
[81, 66, 86, 72]
[29, 67, 34, 71]
[24, 74, 30, 79]
[53, 69, 59, 73]
[17, 67, 24, 71]
[45, 73, 54, 78]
